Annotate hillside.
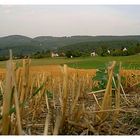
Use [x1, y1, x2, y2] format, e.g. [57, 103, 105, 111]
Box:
[0, 35, 140, 56]
[59, 40, 139, 52]
[0, 35, 42, 56]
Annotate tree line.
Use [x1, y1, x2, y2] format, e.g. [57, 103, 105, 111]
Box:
[0, 40, 140, 60]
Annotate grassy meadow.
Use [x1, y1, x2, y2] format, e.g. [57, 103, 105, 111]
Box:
[0, 55, 140, 69]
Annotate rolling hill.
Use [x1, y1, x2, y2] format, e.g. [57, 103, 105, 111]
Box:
[0, 35, 140, 57]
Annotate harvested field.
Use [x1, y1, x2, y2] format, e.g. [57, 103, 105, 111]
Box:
[1, 65, 140, 86]
[30, 65, 97, 77]
[121, 69, 140, 87]
[0, 59, 140, 135]
[0, 65, 96, 78]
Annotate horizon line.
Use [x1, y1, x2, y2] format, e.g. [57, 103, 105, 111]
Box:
[1, 34, 140, 38]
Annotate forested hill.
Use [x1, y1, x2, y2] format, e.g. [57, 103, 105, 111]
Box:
[59, 40, 139, 52]
[0, 35, 41, 56]
[0, 35, 140, 57]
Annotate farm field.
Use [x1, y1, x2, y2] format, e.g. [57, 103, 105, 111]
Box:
[0, 55, 140, 135]
[0, 55, 140, 69]
[24, 55, 140, 69]
[2, 4, 140, 136]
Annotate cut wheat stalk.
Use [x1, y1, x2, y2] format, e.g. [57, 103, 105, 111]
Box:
[63, 65, 68, 114]
[61, 64, 68, 125]
[52, 79, 56, 109]
[72, 74, 76, 101]
[7, 50, 23, 134]
[29, 76, 36, 98]
[53, 114, 61, 135]
[85, 108, 125, 114]
[120, 83, 132, 105]
[71, 79, 81, 113]
[20, 59, 30, 103]
[31, 97, 39, 121]
[80, 77, 86, 100]
[2, 60, 13, 134]
[16, 68, 22, 92]
[11, 62, 23, 135]
[19, 60, 26, 107]
[112, 62, 122, 127]
[45, 90, 50, 111]
[44, 112, 50, 135]
[18, 73, 23, 100]
[58, 83, 63, 114]
[2, 50, 15, 134]
[24, 58, 30, 100]
[26, 123, 45, 127]
[112, 76, 117, 89]
[91, 93, 101, 109]
[88, 89, 116, 95]
[20, 59, 30, 119]
[36, 78, 46, 106]
[98, 61, 116, 121]
[0, 81, 4, 94]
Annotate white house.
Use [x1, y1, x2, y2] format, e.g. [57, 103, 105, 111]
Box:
[123, 48, 127, 51]
[90, 52, 96, 56]
[107, 50, 111, 54]
[51, 52, 59, 58]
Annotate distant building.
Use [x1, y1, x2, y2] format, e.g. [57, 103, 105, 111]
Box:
[107, 50, 111, 54]
[123, 48, 127, 51]
[90, 51, 96, 56]
[51, 52, 59, 58]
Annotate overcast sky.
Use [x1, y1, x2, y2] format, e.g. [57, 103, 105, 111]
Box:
[0, 5, 140, 37]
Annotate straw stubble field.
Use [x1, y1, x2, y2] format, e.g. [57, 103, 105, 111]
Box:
[0, 58, 140, 135]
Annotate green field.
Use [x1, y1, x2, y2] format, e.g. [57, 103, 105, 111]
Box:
[0, 55, 140, 69]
